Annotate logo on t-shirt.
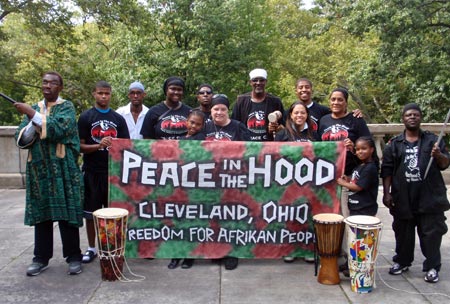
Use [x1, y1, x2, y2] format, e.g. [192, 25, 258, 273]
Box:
[321, 124, 349, 141]
[310, 116, 319, 131]
[91, 120, 118, 143]
[404, 144, 421, 182]
[160, 115, 188, 135]
[206, 131, 232, 141]
[247, 111, 266, 134]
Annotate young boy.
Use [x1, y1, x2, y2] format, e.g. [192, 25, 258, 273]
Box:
[77, 81, 130, 263]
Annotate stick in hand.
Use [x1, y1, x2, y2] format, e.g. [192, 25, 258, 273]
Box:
[0, 93, 17, 104]
[423, 108, 450, 179]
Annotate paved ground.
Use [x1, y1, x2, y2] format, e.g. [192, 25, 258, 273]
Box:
[1, 188, 450, 304]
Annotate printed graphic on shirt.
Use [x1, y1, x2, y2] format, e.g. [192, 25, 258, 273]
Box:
[309, 116, 319, 131]
[348, 170, 360, 204]
[247, 110, 266, 134]
[91, 120, 118, 147]
[404, 144, 421, 182]
[321, 124, 349, 141]
[160, 114, 188, 136]
[205, 130, 232, 141]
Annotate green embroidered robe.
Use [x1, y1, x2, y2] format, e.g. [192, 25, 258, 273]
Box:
[15, 99, 83, 227]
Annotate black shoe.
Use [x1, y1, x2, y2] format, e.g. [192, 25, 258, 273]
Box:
[82, 250, 97, 263]
[389, 263, 409, 275]
[26, 262, 49, 276]
[224, 257, 238, 270]
[424, 268, 439, 283]
[181, 259, 194, 269]
[339, 262, 349, 272]
[68, 261, 82, 275]
[168, 259, 180, 269]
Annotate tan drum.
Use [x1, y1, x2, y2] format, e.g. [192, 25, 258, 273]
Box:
[93, 207, 129, 281]
[313, 213, 345, 285]
[344, 215, 382, 293]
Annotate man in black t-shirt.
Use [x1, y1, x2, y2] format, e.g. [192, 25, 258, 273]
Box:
[78, 81, 130, 264]
[231, 68, 284, 141]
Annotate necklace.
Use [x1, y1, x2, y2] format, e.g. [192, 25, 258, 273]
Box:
[214, 124, 224, 140]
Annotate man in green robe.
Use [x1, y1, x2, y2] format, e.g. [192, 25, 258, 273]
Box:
[14, 71, 84, 276]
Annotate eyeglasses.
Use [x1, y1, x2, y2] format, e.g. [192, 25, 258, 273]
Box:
[198, 91, 212, 95]
[251, 78, 266, 83]
[42, 80, 60, 87]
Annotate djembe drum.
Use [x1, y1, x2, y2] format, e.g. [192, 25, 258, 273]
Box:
[313, 213, 345, 285]
[93, 208, 129, 281]
[344, 215, 382, 293]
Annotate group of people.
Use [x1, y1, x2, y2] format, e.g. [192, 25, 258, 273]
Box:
[13, 69, 449, 284]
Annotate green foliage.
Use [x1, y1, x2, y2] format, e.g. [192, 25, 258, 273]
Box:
[314, 0, 450, 122]
[0, 0, 449, 125]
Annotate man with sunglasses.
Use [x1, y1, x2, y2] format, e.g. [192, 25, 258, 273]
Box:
[194, 83, 214, 122]
[231, 68, 284, 141]
[116, 81, 149, 139]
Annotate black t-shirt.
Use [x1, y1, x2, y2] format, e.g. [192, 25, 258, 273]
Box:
[231, 93, 284, 141]
[204, 120, 250, 141]
[274, 128, 319, 142]
[78, 107, 130, 173]
[307, 102, 331, 131]
[141, 102, 192, 139]
[348, 161, 379, 215]
[318, 113, 371, 175]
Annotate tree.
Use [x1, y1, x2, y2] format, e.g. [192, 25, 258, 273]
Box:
[314, 0, 450, 122]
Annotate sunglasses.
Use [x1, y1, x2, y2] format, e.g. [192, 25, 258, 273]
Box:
[198, 91, 212, 95]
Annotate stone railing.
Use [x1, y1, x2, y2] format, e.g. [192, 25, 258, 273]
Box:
[0, 126, 28, 188]
[1, 124, 449, 188]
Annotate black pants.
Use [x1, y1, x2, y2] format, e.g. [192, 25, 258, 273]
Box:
[33, 220, 82, 264]
[392, 213, 447, 272]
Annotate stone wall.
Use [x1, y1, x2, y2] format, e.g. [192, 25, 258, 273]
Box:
[1, 124, 449, 188]
[0, 127, 28, 188]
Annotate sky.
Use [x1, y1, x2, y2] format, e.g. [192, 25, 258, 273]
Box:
[302, 0, 316, 9]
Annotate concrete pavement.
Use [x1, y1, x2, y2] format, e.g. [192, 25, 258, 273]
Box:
[1, 188, 450, 304]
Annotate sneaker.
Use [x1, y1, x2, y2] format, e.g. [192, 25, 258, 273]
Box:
[424, 268, 439, 283]
[68, 261, 82, 275]
[339, 262, 350, 277]
[283, 257, 295, 263]
[224, 257, 239, 270]
[389, 263, 409, 275]
[26, 262, 49, 276]
[304, 257, 315, 263]
[82, 250, 97, 263]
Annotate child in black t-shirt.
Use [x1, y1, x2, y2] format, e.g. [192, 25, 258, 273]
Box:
[337, 136, 379, 216]
[336, 136, 379, 276]
[182, 110, 206, 140]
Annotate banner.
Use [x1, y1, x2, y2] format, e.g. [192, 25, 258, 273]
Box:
[109, 139, 346, 259]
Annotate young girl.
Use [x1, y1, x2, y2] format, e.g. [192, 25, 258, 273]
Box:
[337, 136, 379, 216]
[183, 110, 206, 140]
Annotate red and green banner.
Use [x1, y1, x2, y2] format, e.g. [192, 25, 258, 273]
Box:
[108, 139, 346, 259]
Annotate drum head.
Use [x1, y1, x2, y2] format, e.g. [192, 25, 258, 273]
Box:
[313, 213, 344, 223]
[93, 207, 129, 218]
[345, 215, 381, 226]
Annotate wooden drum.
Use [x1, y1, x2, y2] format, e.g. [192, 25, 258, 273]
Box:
[93, 207, 129, 281]
[313, 213, 345, 285]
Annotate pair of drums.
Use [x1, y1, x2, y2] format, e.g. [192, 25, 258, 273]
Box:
[313, 213, 382, 293]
